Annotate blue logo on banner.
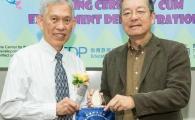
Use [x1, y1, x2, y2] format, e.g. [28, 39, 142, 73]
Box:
[6, 0, 22, 9]
[6, 0, 16, 4]
[76, 107, 115, 120]
[65, 47, 87, 57]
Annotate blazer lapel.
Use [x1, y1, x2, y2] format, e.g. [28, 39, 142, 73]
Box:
[116, 43, 128, 87]
[139, 36, 160, 86]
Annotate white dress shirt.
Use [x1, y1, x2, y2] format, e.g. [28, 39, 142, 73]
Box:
[0, 38, 86, 120]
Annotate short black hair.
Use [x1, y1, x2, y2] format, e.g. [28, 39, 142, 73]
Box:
[148, 0, 154, 12]
[120, 0, 154, 14]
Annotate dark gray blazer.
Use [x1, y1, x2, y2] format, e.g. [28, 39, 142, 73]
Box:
[100, 35, 191, 120]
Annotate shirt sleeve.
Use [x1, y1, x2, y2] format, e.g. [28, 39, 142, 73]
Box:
[0, 53, 57, 120]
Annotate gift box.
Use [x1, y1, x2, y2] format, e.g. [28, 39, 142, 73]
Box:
[76, 107, 115, 120]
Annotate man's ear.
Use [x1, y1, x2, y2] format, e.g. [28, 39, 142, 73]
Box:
[71, 18, 76, 29]
[151, 12, 155, 24]
[36, 15, 44, 30]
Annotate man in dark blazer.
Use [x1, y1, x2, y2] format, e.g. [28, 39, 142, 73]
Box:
[101, 0, 191, 120]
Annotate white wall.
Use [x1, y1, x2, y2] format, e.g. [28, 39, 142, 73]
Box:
[0, 71, 194, 120]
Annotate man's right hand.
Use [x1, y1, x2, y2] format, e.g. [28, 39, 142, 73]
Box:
[56, 97, 80, 116]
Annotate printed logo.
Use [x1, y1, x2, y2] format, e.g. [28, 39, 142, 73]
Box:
[6, 0, 22, 9]
[65, 47, 87, 57]
[76, 108, 115, 120]
[84, 111, 109, 120]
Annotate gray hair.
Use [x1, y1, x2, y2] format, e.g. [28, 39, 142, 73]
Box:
[40, 0, 74, 16]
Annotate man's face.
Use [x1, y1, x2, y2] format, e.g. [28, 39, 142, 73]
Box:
[37, 3, 75, 50]
[121, 0, 155, 38]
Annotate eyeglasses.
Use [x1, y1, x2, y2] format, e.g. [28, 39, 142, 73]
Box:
[122, 10, 148, 19]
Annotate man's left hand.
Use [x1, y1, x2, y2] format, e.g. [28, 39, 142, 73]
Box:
[104, 94, 135, 112]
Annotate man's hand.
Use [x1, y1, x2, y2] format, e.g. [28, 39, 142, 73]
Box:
[104, 94, 135, 112]
[56, 97, 80, 116]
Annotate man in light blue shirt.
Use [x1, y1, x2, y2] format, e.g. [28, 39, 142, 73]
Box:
[0, 0, 86, 119]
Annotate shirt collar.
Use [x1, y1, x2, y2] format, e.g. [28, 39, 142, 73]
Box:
[127, 35, 152, 56]
[127, 34, 152, 50]
[39, 38, 65, 62]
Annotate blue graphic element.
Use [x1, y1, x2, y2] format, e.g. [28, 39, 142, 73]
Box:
[65, 47, 87, 57]
[6, 0, 22, 9]
[76, 107, 115, 120]
[6, 0, 16, 4]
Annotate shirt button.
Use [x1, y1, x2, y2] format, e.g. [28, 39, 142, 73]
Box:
[135, 72, 138, 74]
[135, 87, 138, 90]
